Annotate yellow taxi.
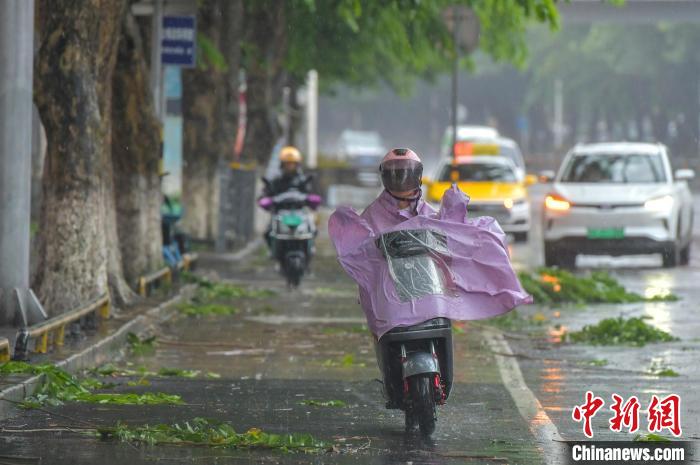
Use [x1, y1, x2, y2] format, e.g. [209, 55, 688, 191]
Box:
[423, 142, 535, 242]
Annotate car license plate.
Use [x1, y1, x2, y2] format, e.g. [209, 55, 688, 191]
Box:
[587, 228, 624, 239]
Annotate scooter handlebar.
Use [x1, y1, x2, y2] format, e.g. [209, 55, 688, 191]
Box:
[258, 197, 273, 210]
[306, 194, 322, 210]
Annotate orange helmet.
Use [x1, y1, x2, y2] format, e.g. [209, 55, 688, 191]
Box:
[279, 146, 302, 164]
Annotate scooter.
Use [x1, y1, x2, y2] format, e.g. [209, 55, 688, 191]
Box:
[162, 195, 190, 268]
[258, 190, 321, 287]
[374, 229, 454, 436]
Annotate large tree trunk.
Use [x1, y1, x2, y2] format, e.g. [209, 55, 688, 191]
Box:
[33, 0, 130, 314]
[181, 0, 243, 240]
[181, 1, 224, 241]
[112, 12, 163, 287]
[241, 0, 288, 166]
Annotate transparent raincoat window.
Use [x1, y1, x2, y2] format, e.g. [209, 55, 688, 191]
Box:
[376, 229, 456, 302]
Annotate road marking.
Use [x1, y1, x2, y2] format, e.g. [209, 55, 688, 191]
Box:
[484, 329, 565, 465]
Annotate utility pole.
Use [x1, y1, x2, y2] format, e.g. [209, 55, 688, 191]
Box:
[442, 6, 479, 160]
[553, 78, 564, 150]
[451, 14, 459, 160]
[0, 0, 47, 326]
[306, 70, 318, 169]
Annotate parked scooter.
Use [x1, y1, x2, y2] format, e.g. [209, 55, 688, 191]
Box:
[374, 229, 454, 436]
[258, 189, 321, 287]
[162, 195, 190, 268]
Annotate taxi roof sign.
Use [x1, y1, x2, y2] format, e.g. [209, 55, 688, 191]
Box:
[453, 141, 500, 157]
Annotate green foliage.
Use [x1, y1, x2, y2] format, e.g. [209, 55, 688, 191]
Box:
[157, 368, 200, 378]
[127, 332, 157, 356]
[93, 363, 218, 380]
[197, 33, 227, 72]
[518, 268, 678, 305]
[648, 361, 679, 377]
[0, 362, 182, 408]
[321, 354, 366, 368]
[633, 433, 672, 442]
[524, 21, 700, 143]
[284, 0, 561, 94]
[178, 303, 239, 316]
[487, 310, 546, 330]
[299, 399, 347, 407]
[188, 275, 276, 301]
[568, 317, 679, 347]
[98, 417, 329, 452]
[583, 359, 609, 367]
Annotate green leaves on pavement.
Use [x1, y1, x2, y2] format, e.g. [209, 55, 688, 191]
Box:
[177, 303, 239, 316]
[321, 354, 366, 368]
[568, 317, 679, 347]
[99, 417, 328, 452]
[127, 332, 157, 356]
[299, 399, 347, 407]
[183, 272, 276, 301]
[0, 362, 182, 408]
[518, 268, 678, 305]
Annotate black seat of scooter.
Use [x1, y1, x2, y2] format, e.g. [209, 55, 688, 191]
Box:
[387, 318, 450, 333]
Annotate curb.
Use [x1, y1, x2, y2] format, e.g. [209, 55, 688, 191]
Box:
[0, 284, 197, 421]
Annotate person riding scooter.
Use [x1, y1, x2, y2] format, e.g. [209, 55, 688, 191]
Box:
[261, 146, 316, 249]
[328, 148, 532, 435]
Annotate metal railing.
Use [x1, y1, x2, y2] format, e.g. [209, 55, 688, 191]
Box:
[138, 253, 198, 297]
[14, 294, 110, 358]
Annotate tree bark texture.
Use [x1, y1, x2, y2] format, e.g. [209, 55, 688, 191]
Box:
[181, 0, 243, 240]
[33, 0, 130, 314]
[112, 12, 163, 287]
[241, 0, 288, 167]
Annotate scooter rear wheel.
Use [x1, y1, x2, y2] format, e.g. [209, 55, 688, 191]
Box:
[407, 374, 436, 436]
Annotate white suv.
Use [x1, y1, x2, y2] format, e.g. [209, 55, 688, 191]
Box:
[542, 142, 695, 268]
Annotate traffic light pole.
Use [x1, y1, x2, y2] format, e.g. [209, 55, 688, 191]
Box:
[0, 0, 47, 326]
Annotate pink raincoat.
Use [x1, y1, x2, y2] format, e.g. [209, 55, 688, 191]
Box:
[328, 186, 533, 337]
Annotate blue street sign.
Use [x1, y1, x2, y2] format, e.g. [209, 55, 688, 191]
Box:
[162, 16, 196, 67]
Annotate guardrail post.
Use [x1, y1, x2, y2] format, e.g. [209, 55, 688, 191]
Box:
[35, 332, 48, 353]
[100, 299, 110, 318]
[55, 324, 65, 346]
[138, 277, 147, 297]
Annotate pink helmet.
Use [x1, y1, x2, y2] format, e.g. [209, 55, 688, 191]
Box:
[379, 148, 423, 192]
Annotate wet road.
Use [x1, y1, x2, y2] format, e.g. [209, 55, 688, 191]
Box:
[1, 186, 699, 463]
[0, 237, 549, 464]
[498, 186, 700, 454]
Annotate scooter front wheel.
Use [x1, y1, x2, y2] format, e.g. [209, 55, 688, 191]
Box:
[406, 374, 436, 436]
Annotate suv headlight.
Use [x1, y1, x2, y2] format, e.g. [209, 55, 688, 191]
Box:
[545, 193, 571, 211]
[644, 195, 674, 212]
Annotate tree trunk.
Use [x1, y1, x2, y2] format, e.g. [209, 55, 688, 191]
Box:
[181, 1, 223, 240]
[112, 12, 163, 287]
[241, 0, 288, 166]
[181, 0, 243, 240]
[33, 0, 130, 314]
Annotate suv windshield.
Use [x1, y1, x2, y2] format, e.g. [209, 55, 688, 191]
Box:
[439, 163, 517, 182]
[561, 153, 667, 183]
